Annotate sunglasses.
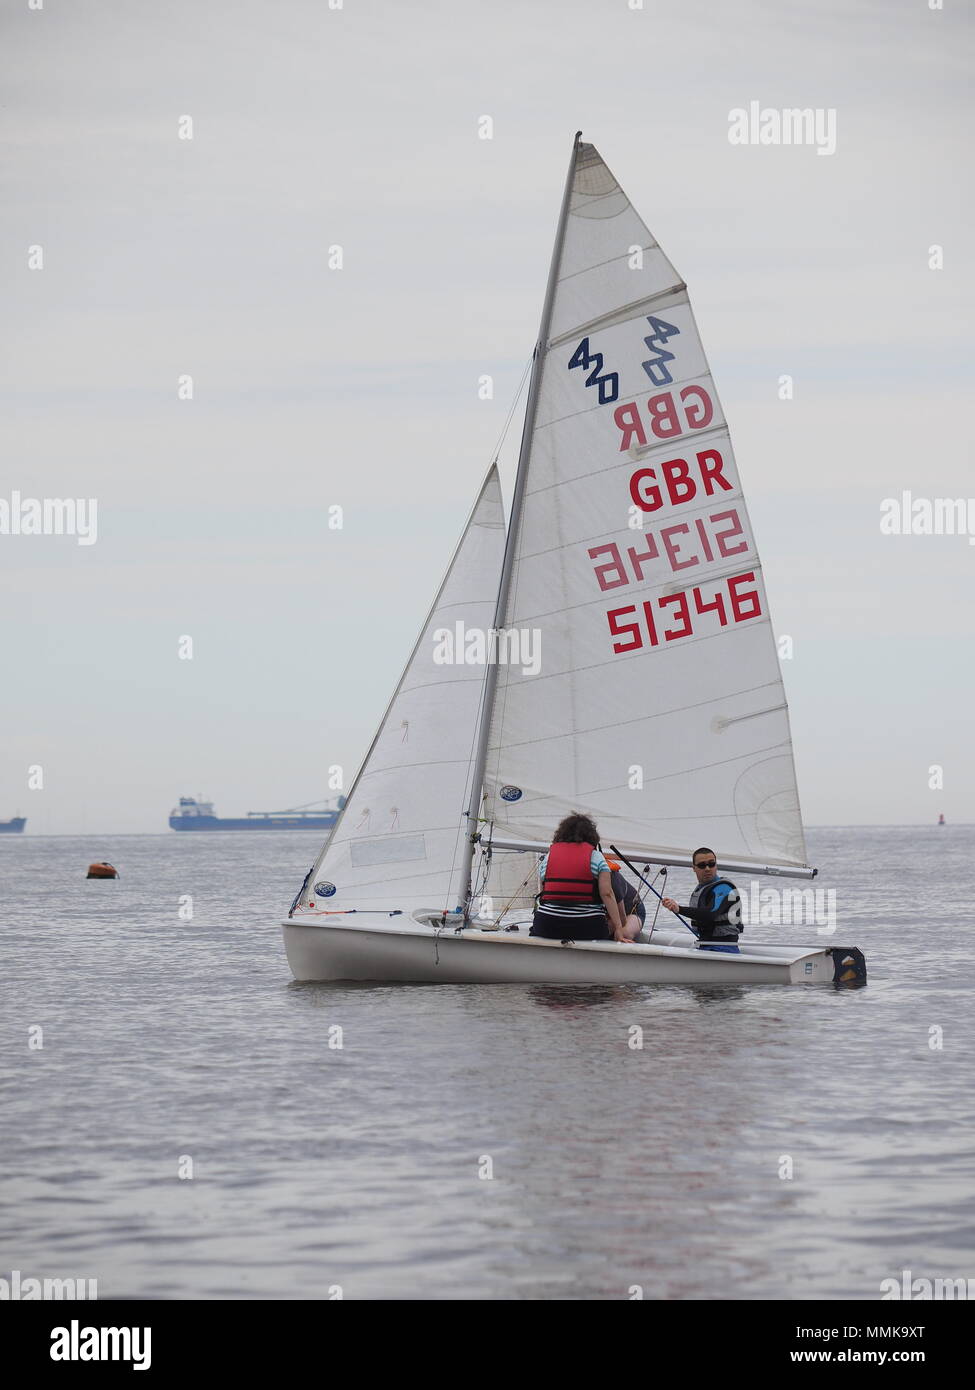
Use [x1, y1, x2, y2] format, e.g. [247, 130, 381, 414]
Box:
[693, 860, 717, 870]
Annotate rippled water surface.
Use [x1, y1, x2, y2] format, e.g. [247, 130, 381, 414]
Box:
[2, 826, 973, 1300]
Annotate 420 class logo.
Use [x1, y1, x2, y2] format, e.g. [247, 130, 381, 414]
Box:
[568, 315, 682, 400]
[568, 337, 619, 403]
[640, 315, 681, 386]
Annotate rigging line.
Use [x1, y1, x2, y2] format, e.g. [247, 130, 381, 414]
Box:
[490, 859, 540, 927]
[447, 606, 497, 921]
[635, 864, 663, 924]
[617, 860, 661, 924]
[646, 867, 666, 939]
[470, 837, 492, 923]
[464, 827, 488, 922]
[610, 844, 695, 936]
[453, 395, 532, 917]
[632, 865, 660, 905]
[488, 355, 534, 466]
[482, 439, 532, 825]
[461, 139, 582, 909]
[444, 358, 532, 922]
[449, 659, 492, 918]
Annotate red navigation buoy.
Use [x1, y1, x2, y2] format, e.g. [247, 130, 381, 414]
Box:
[86, 862, 119, 879]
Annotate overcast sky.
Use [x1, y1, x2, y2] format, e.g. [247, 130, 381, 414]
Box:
[2, 0, 972, 834]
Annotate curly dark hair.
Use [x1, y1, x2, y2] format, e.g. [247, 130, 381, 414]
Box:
[552, 813, 599, 846]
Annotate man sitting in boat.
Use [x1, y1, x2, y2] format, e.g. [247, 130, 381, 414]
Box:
[662, 848, 742, 950]
[532, 815, 628, 943]
[606, 858, 645, 941]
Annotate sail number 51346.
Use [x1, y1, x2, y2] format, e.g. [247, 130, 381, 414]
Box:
[606, 572, 761, 653]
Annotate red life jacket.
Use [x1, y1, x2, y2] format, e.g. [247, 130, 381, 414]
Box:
[540, 842, 601, 906]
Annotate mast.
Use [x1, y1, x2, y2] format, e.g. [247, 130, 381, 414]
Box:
[458, 130, 583, 916]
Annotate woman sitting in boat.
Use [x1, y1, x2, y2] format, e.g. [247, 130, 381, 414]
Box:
[606, 858, 646, 941]
[532, 814, 628, 943]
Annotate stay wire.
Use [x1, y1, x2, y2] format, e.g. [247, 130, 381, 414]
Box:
[488, 355, 533, 466]
[443, 356, 534, 924]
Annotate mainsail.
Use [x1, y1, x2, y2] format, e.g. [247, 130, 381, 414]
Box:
[479, 138, 808, 871]
[291, 466, 506, 917]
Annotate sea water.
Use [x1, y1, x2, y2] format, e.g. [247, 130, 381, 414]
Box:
[1, 826, 972, 1300]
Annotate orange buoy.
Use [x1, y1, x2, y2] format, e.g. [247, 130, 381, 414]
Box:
[86, 862, 119, 879]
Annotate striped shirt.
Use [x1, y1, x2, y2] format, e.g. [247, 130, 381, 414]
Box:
[536, 848, 610, 917]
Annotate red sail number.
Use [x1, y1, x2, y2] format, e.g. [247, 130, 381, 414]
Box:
[606, 572, 761, 654]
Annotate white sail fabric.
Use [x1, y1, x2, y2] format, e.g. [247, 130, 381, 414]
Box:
[292, 467, 506, 916]
[482, 142, 808, 869]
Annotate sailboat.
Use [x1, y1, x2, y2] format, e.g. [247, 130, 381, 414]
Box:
[282, 134, 866, 987]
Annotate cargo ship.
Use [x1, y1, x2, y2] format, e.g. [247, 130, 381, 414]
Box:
[0, 816, 26, 834]
[169, 796, 345, 831]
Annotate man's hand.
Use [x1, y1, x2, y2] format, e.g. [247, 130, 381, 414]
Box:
[662, 897, 679, 913]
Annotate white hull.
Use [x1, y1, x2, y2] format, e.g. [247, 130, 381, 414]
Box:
[282, 915, 865, 986]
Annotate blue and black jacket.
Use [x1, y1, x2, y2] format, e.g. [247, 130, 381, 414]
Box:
[679, 878, 741, 941]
